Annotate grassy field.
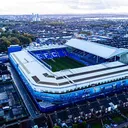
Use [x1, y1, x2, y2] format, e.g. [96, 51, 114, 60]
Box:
[44, 57, 85, 72]
[112, 116, 124, 124]
[91, 121, 102, 128]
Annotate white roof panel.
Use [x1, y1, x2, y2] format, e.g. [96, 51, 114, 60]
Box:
[54, 61, 124, 77]
[66, 39, 128, 59]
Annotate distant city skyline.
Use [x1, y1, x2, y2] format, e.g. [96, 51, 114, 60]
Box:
[1, 0, 128, 15]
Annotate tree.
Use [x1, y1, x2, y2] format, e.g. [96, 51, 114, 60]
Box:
[18, 35, 32, 46]
[0, 29, 35, 52]
[12, 30, 19, 34]
[0, 37, 11, 52]
[9, 37, 21, 45]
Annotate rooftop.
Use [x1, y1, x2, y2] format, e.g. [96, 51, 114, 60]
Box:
[66, 39, 128, 59]
[10, 49, 128, 93]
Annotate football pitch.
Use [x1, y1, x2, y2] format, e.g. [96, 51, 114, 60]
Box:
[44, 57, 85, 72]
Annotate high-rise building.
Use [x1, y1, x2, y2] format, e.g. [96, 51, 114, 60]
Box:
[31, 13, 40, 22]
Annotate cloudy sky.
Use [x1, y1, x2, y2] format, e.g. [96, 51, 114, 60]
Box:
[1, 0, 128, 14]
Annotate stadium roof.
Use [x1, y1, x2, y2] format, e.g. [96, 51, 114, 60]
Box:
[10, 49, 128, 93]
[66, 39, 128, 59]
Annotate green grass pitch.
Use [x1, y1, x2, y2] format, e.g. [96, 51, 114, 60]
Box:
[44, 57, 85, 72]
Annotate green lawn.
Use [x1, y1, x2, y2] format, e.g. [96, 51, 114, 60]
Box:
[91, 122, 102, 128]
[112, 116, 124, 123]
[44, 57, 85, 72]
[103, 119, 111, 125]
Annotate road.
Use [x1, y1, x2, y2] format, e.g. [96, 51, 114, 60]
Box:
[8, 64, 41, 119]
[115, 122, 128, 128]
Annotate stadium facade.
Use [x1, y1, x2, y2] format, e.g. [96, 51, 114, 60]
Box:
[8, 39, 128, 112]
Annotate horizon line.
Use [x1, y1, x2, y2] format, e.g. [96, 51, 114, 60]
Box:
[0, 13, 128, 16]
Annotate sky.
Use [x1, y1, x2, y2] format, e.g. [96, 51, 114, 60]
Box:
[1, 0, 128, 14]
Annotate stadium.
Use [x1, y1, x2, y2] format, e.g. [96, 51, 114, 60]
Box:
[8, 39, 128, 112]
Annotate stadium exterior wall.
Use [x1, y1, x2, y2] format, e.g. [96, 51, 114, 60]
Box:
[9, 55, 41, 106]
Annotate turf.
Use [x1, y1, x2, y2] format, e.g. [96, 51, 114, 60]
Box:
[91, 122, 102, 128]
[103, 119, 111, 125]
[44, 57, 85, 72]
[112, 116, 124, 123]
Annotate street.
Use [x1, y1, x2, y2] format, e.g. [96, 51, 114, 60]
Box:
[8, 64, 41, 119]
